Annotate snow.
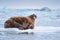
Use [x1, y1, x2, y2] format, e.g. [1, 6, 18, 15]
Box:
[0, 26, 60, 34]
[0, 26, 60, 40]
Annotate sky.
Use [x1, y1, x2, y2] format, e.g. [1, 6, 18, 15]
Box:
[0, 0, 60, 9]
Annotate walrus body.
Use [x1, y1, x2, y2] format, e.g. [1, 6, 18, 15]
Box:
[4, 14, 37, 30]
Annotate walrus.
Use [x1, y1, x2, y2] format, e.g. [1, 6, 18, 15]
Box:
[4, 14, 37, 30]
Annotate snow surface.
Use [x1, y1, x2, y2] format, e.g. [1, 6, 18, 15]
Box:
[0, 26, 60, 34]
[0, 26, 60, 40]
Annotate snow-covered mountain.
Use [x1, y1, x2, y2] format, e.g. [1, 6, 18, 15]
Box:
[40, 7, 51, 12]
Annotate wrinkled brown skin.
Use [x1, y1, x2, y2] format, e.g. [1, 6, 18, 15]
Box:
[4, 14, 37, 30]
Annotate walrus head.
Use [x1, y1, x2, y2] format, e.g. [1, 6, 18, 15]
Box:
[28, 14, 37, 20]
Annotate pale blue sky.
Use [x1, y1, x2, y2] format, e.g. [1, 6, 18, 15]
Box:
[0, 0, 60, 9]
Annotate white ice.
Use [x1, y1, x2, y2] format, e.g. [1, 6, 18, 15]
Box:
[0, 26, 60, 34]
